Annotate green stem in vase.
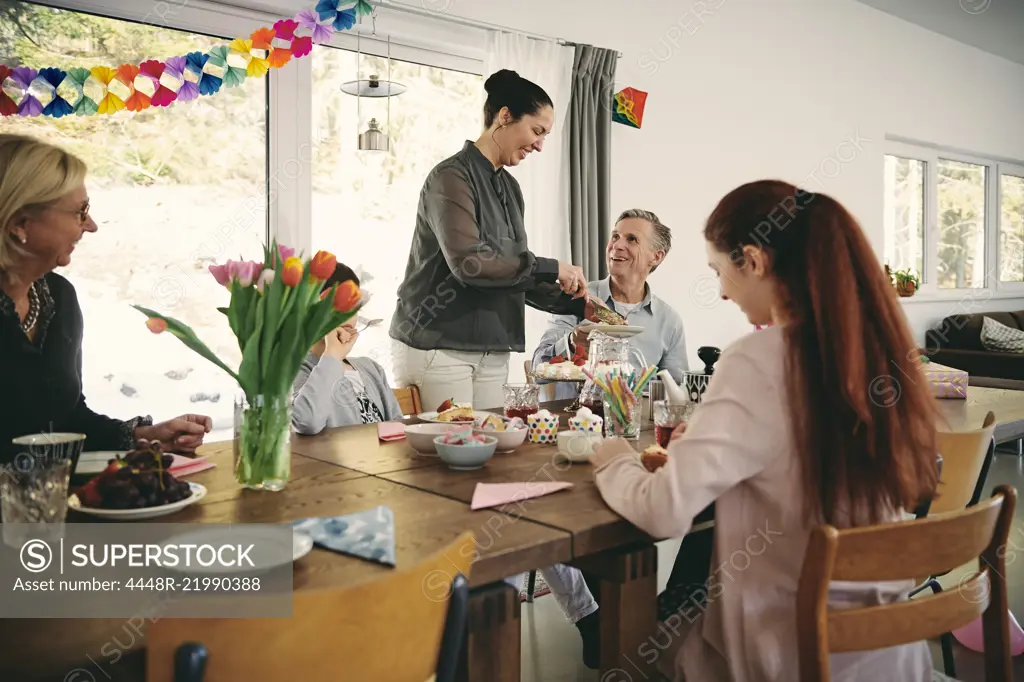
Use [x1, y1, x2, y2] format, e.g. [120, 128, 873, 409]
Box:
[235, 394, 291, 488]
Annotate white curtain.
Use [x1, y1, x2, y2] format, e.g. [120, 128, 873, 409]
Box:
[483, 32, 575, 382]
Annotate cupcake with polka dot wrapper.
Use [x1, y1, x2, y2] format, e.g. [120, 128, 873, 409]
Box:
[527, 409, 559, 444]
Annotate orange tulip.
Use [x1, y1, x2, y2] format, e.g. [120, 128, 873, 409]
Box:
[281, 256, 304, 287]
[309, 250, 337, 281]
[146, 318, 168, 334]
[332, 280, 361, 313]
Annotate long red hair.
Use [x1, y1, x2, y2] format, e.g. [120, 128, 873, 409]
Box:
[705, 180, 940, 526]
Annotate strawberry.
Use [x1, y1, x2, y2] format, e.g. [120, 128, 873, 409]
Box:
[574, 358, 586, 366]
[437, 398, 455, 412]
[550, 355, 566, 364]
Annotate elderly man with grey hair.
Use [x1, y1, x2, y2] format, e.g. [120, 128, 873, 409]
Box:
[532, 208, 688, 400]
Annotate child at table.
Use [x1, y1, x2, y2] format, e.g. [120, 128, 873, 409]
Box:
[292, 263, 402, 435]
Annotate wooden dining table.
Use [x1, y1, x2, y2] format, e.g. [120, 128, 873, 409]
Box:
[8, 387, 1024, 682]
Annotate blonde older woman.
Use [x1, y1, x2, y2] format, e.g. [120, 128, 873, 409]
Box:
[0, 134, 212, 465]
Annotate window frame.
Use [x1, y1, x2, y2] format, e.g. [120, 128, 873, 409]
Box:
[36, 0, 486, 258]
[998, 161, 1024, 292]
[884, 139, 1024, 302]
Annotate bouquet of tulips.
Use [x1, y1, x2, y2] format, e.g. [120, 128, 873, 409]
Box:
[134, 240, 362, 489]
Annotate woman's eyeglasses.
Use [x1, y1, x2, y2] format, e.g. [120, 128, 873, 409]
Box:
[48, 203, 90, 225]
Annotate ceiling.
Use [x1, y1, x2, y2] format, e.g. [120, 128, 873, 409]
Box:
[854, 0, 1024, 66]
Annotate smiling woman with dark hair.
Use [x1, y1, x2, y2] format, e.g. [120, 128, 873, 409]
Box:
[292, 263, 402, 434]
[389, 68, 589, 412]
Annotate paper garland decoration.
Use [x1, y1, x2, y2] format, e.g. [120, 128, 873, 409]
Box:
[292, 505, 397, 567]
[0, 0, 374, 118]
[612, 87, 648, 129]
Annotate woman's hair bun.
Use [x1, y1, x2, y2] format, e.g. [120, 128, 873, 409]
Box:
[484, 69, 520, 94]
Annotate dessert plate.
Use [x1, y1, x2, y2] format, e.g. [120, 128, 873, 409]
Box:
[417, 410, 496, 424]
[577, 323, 645, 338]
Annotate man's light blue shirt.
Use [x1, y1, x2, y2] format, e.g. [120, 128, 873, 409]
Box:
[531, 278, 688, 400]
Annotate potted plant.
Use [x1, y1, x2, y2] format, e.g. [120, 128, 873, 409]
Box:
[134, 241, 363, 490]
[891, 268, 920, 297]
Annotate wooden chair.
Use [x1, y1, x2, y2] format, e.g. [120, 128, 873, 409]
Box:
[933, 411, 997, 515]
[911, 412, 997, 676]
[147, 531, 476, 682]
[796, 485, 1016, 682]
[393, 384, 423, 417]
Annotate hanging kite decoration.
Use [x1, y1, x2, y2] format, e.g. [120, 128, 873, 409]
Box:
[0, 0, 376, 118]
[611, 86, 648, 129]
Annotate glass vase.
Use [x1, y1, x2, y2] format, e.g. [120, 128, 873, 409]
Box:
[234, 392, 292, 491]
[603, 394, 641, 440]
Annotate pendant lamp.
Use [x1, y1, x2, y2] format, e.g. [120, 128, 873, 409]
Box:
[341, 12, 405, 152]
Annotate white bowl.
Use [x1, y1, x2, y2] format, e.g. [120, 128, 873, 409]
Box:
[433, 435, 498, 470]
[473, 422, 528, 452]
[556, 430, 604, 462]
[405, 423, 463, 454]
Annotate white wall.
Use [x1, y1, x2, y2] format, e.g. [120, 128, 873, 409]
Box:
[412, 0, 1024, 363]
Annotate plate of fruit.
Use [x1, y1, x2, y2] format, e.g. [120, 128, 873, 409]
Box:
[418, 398, 496, 424]
[68, 442, 206, 520]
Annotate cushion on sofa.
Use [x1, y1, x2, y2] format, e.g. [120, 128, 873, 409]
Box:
[980, 316, 1024, 352]
[925, 311, 1024, 352]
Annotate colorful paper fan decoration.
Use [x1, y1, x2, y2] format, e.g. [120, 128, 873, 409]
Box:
[0, 0, 375, 118]
[612, 87, 648, 129]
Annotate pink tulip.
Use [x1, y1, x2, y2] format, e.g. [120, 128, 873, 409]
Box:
[209, 263, 231, 287]
[278, 245, 295, 262]
[232, 260, 262, 287]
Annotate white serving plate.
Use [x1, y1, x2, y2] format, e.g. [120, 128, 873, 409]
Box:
[577, 323, 646, 338]
[68, 482, 206, 520]
[157, 526, 313, 574]
[417, 410, 496, 424]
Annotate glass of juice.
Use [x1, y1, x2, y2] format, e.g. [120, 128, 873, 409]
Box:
[504, 383, 540, 421]
[653, 400, 692, 448]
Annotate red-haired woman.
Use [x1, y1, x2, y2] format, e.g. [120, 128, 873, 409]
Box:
[591, 180, 941, 681]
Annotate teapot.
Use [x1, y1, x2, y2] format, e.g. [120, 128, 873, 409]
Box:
[658, 346, 722, 405]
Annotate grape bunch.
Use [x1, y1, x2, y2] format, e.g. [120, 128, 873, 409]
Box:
[75, 441, 193, 509]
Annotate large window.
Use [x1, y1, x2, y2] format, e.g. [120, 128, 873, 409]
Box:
[1, 3, 268, 437]
[310, 47, 482, 382]
[883, 141, 1024, 296]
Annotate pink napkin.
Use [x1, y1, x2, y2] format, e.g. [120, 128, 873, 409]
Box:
[470, 482, 573, 510]
[168, 454, 215, 478]
[378, 421, 406, 442]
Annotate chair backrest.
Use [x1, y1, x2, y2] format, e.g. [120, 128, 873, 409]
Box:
[933, 411, 997, 515]
[796, 485, 1015, 682]
[393, 384, 423, 416]
[147, 531, 476, 682]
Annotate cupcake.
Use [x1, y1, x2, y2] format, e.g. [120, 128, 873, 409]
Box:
[569, 407, 604, 433]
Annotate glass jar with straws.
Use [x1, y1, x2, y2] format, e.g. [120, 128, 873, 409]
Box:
[582, 364, 659, 440]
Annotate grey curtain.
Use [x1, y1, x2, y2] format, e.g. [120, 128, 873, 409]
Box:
[569, 45, 617, 280]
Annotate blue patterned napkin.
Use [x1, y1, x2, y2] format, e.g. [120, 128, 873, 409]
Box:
[291, 505, 396, 567]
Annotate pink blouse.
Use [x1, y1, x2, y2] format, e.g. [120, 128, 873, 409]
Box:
[594, 326, 933, 681]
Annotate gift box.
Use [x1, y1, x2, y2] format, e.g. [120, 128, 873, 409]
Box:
[923, 361, 968, 399]
[527, 413, 559, 444]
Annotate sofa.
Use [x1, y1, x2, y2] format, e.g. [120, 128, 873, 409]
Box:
[923, 311, 1024, 385]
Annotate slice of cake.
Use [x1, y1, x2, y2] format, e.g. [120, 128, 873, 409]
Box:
[479, 414, 506, 432]
[437, 402, 474, 422]
[640, 444, 669, 472]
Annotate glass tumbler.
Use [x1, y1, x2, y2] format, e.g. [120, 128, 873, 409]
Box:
[653, 400, 693, 448]
[504, 384, 540, 421]
[2, 436, 78, 548]
[603, 395, 641, 440]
